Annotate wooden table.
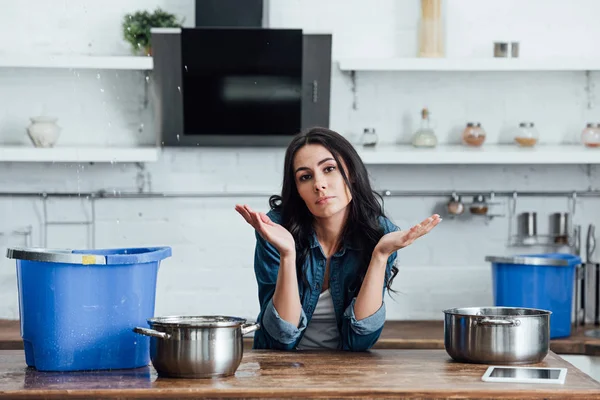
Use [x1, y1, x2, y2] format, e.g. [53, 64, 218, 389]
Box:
[0, 349, 597, 399]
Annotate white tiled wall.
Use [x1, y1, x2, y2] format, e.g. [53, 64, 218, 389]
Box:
[0, 0, 598, 321]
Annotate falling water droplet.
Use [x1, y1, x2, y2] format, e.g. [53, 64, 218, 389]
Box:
[100, 88, 104, 93]
[176, 134, 180, 141]
[184, 65, 188, 72]
[177, 86, 181, 92]
[96, 73, 101, 80]
[145, 75, 150, 83]
[116, 219, 120, 224]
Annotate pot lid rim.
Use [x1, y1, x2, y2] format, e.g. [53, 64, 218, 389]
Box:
[147, 315, 248, 327]
[442, 306, 552, 316]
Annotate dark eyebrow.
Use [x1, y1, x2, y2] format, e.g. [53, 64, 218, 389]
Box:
[295, 157, 335, 174]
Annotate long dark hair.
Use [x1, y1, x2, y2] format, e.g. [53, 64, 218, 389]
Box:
[269, 127, 398, 293]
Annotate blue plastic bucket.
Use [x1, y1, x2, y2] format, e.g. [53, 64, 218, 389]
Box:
[6, 246, 171, 372]
[486, 253, 581, 339]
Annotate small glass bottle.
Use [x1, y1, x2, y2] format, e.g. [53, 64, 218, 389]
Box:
[514, 122, 539, 147]
[462, 122, 486, 147]
[582, 123, 600, 148]
[361, 128, 378, 147]
[411, 108, 438, 148]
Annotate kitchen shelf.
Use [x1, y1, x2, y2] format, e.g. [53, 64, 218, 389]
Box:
[355, 144, 600, 165]
[338, 57, 600, 72]
[0, 55, 153, 70]
[0, 146, 160, 163]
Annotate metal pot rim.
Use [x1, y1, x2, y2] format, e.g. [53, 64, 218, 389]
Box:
[443, 306, 551, 317]
[148, 315, 249, 328]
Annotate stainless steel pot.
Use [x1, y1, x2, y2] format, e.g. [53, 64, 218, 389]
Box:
[443, 307, 550, 365]
[133, 316, 260, 378]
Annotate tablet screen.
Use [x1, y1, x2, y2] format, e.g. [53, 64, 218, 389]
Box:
[482, 366, 567, 384]
[489, 367, 561, 380]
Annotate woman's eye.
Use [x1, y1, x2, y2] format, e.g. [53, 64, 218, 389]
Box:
[324, 166, 336, 173]
[299, 174, 312, 181]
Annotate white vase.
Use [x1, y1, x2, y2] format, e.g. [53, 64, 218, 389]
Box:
[27, 116, 61, 148]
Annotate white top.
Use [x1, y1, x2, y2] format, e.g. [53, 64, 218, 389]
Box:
[297, 289, 340, 350]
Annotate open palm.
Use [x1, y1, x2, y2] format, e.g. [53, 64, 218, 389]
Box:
[375, 214, 442, 257]
[235, 204, 295, 256]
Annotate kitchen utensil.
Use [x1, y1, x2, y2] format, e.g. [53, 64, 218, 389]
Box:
[517, 212, 537, 244]
[134, 316, 260, 379]
[493, 42, 519, 58]
[550, 212, 570, 244]
[587, 224, 598, 325]
[443, 307, 550, 365]
[572, 225, 584, 326]
[469, 195, 488, 215]
[446, 193, 464, 216]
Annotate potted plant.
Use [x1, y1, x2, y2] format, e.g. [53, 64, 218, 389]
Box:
[122, 8, 183, 56]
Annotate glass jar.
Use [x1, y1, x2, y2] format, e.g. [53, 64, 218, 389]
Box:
[462, 122, 486, 147]
[469, 195, 489, 215]
[361, 128, 378, 147]
[412, 108, 437, 148]
[446, 193, 464, 216]
[514, 122, 539, 147]
[582, 123, 600, 148]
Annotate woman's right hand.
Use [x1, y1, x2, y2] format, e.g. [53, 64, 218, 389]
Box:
[235, 204, 296, 256]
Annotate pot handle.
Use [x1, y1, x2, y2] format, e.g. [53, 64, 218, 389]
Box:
[133, 327, 172, 339]
[241, 322, 261, 335]
[476, 318, 521, 327]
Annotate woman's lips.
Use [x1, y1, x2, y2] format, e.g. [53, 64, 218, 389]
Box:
[316, 196, 335, 205]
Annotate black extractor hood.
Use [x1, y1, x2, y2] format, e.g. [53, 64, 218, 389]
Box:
[151, 1, 332, 147]
[195, 0, 268, 28]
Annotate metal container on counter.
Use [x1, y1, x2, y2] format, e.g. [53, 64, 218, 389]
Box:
[443, 307, 550, 365]
[134, 316, 259, 379]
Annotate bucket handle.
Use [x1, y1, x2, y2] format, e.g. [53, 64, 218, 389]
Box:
[241, 323, 260, 335]
[133, 327, 171, 340]
[476, 318, 521, 327]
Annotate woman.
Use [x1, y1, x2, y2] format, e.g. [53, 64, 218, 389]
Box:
[235, 127, 441, 351]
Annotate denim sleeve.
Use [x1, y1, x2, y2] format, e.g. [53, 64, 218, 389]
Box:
[253, 229, 307, 350]
[340, 216, 400, 351]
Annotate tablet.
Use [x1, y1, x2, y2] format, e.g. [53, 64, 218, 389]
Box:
[481, 366, 567, 384]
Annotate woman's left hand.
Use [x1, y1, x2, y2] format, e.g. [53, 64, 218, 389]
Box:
[373, 214, 442, 258]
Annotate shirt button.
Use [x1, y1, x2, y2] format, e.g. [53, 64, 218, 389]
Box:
[320, 260, 325, 266]
[315, 282, 321, 290]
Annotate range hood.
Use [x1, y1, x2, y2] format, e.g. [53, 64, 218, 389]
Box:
[195, 0, 269, 28]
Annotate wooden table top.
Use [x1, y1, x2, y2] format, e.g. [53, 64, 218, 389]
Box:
[2, 320, 600, 356]
[0, 349, 597, 399]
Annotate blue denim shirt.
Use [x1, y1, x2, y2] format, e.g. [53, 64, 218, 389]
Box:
[252, 209, 400, 352]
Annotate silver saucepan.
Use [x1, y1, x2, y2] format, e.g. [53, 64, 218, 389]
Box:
[443, 306, 551, 365]
[133, 315, 260, 378]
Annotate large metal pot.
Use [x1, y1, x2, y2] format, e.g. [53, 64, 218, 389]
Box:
[133, 316, 260, 378]
[443, 307, 551, 365]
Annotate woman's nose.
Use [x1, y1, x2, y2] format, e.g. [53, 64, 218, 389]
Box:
[314, 179, 327, 192]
